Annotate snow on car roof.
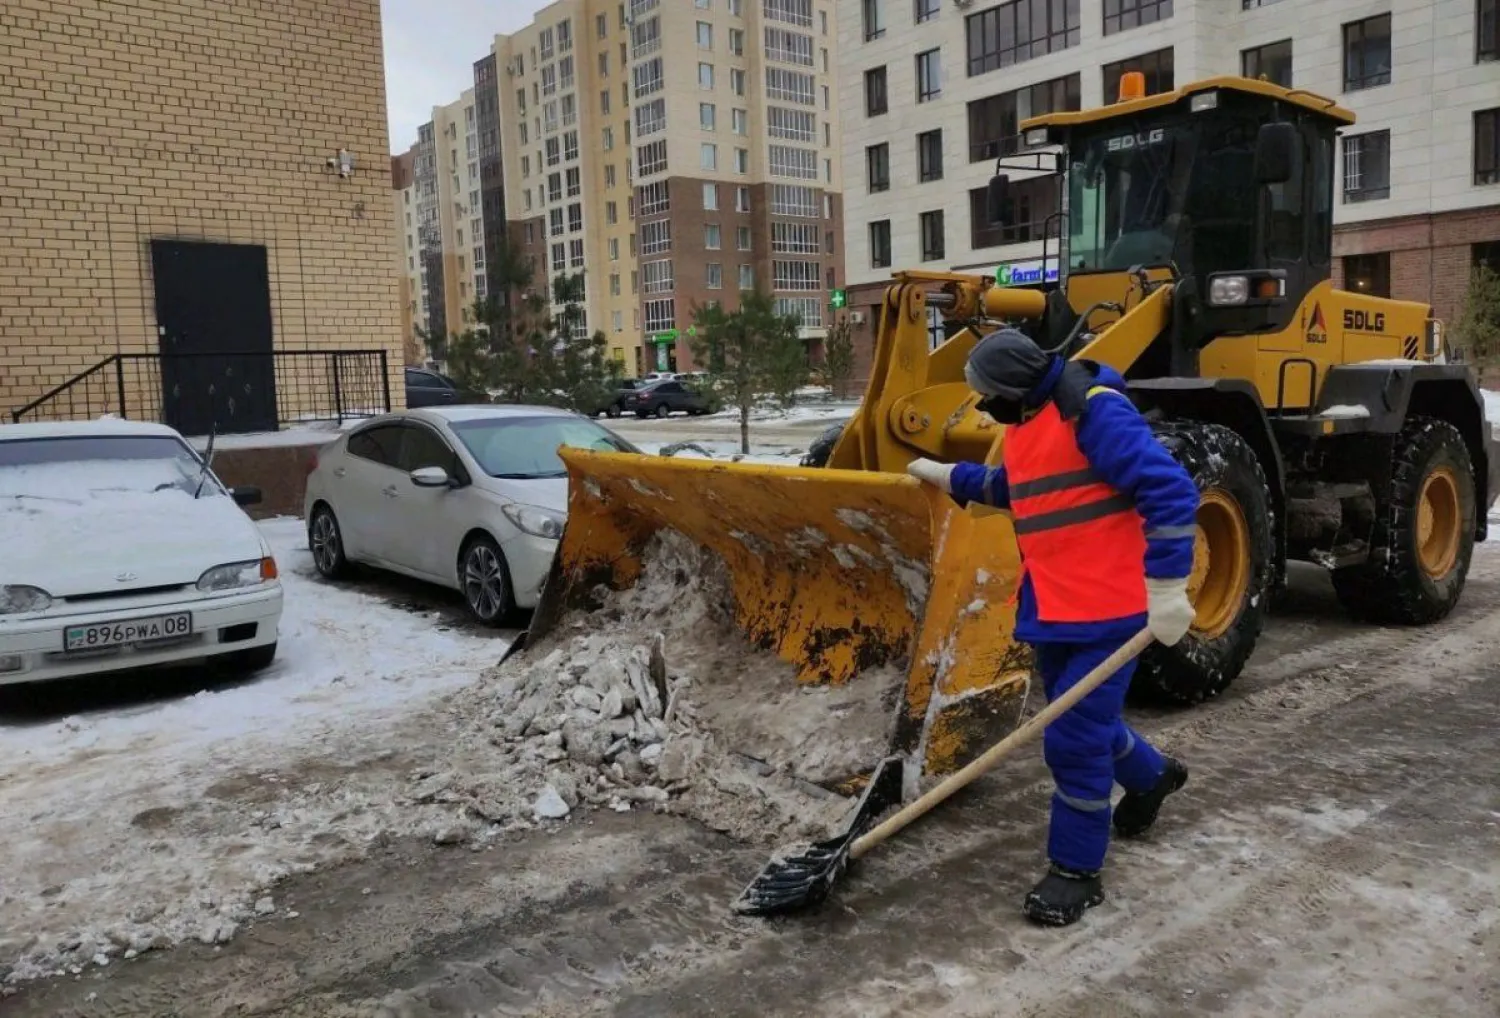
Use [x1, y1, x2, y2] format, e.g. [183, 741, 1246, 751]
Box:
[416, 404, 579, 424]
[0, 419, 183, 442]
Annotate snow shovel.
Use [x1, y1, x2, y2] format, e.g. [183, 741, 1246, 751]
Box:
[733, 627, 1156, 916]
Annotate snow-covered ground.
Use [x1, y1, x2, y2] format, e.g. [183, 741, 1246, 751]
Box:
[0, 518, 511, 983]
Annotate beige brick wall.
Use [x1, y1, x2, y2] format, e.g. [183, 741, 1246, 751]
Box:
[0, 0, 404, 422]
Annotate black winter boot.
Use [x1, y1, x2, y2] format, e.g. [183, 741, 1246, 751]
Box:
[1022, 864, 1104, 927]
[1113, 756, 1189, 838]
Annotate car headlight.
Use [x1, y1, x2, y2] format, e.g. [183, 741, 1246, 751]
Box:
[197, 557, 278, 592]
[0, 584, 53, 614]
[501, 503, 566, 540]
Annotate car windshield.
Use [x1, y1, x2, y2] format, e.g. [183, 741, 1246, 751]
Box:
[1068, 122, 1179, 273]
[448, 415, 637, 479]
[0, 435, 215, 501]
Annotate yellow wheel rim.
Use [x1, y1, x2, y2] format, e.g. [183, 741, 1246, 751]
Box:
[1416, 465, 1461, 579]
[1186, 489, 1251, 639]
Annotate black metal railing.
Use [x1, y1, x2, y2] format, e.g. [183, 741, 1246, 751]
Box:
[11, 350, 391, 436]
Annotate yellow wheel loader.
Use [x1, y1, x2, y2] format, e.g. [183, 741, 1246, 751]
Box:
[511, 75, 1498, 795]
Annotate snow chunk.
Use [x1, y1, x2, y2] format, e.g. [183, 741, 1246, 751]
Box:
[1319, 404, 1371, 420]
[532, 785, 571, 820]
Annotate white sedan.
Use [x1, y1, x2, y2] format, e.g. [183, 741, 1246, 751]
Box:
[0, 420, 283, 686]
[302, 405, 637, 624]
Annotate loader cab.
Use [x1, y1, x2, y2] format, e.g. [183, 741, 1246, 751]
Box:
[1009, 77, 1352, 358]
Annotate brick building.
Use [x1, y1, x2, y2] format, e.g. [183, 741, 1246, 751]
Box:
[839, 0, 1500, 380]
[1, 0, 404, 433]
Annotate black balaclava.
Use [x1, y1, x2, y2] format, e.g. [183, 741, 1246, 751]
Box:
[964, 329, 1055, 424]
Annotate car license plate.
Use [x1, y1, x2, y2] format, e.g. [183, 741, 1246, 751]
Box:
[64, 613, 193, 651]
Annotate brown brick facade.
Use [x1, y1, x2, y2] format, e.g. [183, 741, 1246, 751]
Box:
[1, 0, 403, 421]
[1332, 206, 1500, 325]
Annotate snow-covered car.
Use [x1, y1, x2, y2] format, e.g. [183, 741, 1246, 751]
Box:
[302, 405, 638, 625]
[0, 420, 283, 686]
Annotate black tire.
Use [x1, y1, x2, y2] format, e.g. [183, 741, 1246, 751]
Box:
[606, 404, 621, 419]
[654, 403, 671, 419]
[1134, 421, 1275, 705]
[222, 642, 277, 673]
[459, 534, 515, 627]
[801, 422, 847, 468]
[308, 504, 351, 579]
[1331, 417, 1475, 624]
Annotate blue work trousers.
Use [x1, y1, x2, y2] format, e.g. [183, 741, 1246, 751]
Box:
[1036, 638, 1166, 873]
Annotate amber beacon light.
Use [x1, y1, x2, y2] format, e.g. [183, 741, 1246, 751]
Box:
[1117, 71, 1146, 103]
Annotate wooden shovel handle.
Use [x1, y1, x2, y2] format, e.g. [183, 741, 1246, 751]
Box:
[850, 628, 1155, 860]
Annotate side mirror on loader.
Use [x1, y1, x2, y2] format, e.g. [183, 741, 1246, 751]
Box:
[1253, 122, 1298, 184]
[986, 174, 1011, 225]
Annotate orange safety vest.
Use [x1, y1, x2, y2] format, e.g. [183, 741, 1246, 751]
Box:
[1003, 390, 1149, 623]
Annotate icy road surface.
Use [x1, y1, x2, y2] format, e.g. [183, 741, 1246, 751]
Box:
[0, 517, 516, 981]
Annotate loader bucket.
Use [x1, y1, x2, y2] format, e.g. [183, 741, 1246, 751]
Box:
[523, 448, 1034, 792]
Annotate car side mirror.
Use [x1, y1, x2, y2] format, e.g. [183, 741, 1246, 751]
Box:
[1254, 122, 1297, 184]
[410, 466, 453, 488]
[230, 485, 263, 507]
[986, 174, 1011, 225]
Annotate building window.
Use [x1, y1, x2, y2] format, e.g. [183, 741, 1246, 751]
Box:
[639, 220, 675, 254]
[767, 67, 816, 104]
[697, 21, 714, 48]
[865, 66, 888, 116]
[1101, 47, 1174, 102]
[644, 298, 676, 332]
[642, 259, 674, 294]
[551, 242, 566, 272]
[766, 0, 814, 26]
[1476, 108, 1499, 185]
[766, 26, 815, 65]
[1343, 254, 1391, 298]
[603, 125, 614, 150]
[707, 263, 724, 289]
[564, 130, 579, 161]
[918, 129, 943, 182]
[729, 27, 746, 55]
[773, 259, 822, 289]
[1481, 0, 1499, 62]
[606, 201, 619, 224]
[1343, 14, 1392, 91]
[638, 139, 669, 176]
[919, 210, 945, 261]
[632, 16, 662, 58]
[636, 97, 667, 137]
[733, 108, 749, 135]
[915, 49, 942, 102]
[638, 180, 671, 217]
[567, 167, 581, 195]
[776, 296, 823, 327]
[870, 220, 892, 268]
[605, 164, 617, 187]
[772, 222, 821, 253]
[704, 182, 719, 210]
[966, 0, 1080, 77]
[705, 223, 723, 249]
[867, 143, 890, 192]
[1102, 0, 1171, 35]
[863, 0, 885, 40]
[968, 178, 1059, 248]
[736, 186, 751, 212]
[1342, 130, 1391, 202]
[1242, 39, 1293, 87]
[1241, 0, 1285, 6]
[770, 144, 818, 179]
[568, 203, 583, 232]
[731, 68, 747, 95]
[550, 208, 565, 236]
[701, 102, 717, 131]
[633, 56, 664, 97]
[772, 183, 819, 216]
[548, 172, 562, 201]
[546, 138, 560, 166]
[737, 225, 753, 250]
[915, 0, 939, 23]
[768, 107, 816, 142]
[701, 143, 719, 170]
[609, 237, 620, 260]
[597, 12, 609, 37]
[699, 62, 715, 89]
[968, 74, 1081, 163]
[739, 264, 755, 289]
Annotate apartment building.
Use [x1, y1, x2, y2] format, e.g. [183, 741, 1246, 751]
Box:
[391, 152, 421, 363]
[474, 0, 847, 376]
[840, 0, 1500, 360]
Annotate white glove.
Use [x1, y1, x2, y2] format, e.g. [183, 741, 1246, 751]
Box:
[906, 458, 955, 493]
[1146, 577, 1195, 647]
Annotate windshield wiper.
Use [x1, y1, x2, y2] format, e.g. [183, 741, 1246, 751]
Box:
[193, 425, 217, 499]
[490, 471, 567, 479]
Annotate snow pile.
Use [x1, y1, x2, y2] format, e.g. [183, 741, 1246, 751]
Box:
[437, 530, 900, 846]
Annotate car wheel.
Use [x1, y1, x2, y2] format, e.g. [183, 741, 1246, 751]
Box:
[460, 535, 515, 627]
[655, 403, 671, 419]
[635, 410, 649, 418]
[221, 642, 277, 674]
[308, 505, 351, 579]
[606, 404, 621, 419]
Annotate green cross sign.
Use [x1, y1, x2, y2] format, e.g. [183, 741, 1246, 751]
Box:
[829, 288, 848, 310]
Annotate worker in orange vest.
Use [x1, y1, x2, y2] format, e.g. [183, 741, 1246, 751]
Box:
[907, 329, 1200, 926]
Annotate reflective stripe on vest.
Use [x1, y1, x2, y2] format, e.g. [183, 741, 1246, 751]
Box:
[1003, 389, 1149, 623]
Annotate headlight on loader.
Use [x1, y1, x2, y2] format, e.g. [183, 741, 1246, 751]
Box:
[1208, 275, 1250, 306]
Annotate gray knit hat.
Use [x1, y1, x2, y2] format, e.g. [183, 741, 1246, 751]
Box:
[963, 329, 1052, 401]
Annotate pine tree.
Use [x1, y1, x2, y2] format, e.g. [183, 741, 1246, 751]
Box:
[1455, 264, 1500, 365]
[821, 314, 856, 399]
[690, 290, 808, 453]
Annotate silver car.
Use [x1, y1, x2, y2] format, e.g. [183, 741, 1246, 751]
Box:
[301, 406, 637, 624]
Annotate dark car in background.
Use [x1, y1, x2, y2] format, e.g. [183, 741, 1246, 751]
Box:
[623, 379, 717, 418]
[586, 379, 644, 418]
[404, 368, 491, 409]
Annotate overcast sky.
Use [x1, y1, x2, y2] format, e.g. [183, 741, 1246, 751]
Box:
[382, 0, 547, 153]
